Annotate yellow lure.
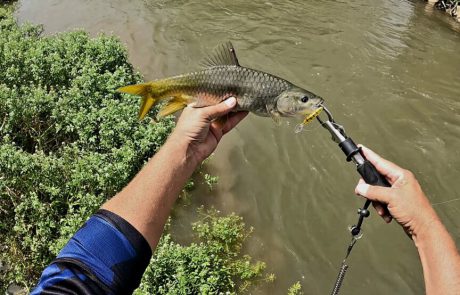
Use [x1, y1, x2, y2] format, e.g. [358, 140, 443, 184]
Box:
[302, 106, 323, 125]
[295, 106, 323, 133]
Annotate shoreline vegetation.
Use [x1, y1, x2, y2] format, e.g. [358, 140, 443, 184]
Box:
[428, 0, 460, 21]
[0, 6, 300, 295]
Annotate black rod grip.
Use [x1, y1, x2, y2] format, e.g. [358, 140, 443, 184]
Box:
[338, 138, 391, 187]
[339, 138, 392, 220]
[357, 159, 392, 220]
[357, 160, 390, 188]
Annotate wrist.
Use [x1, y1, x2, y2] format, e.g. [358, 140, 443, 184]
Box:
[164, 133, 201, 169]
[412, 212, 443, 246]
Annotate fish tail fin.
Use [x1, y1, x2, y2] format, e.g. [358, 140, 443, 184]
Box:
[117, 83, 161, 120]
[139, 92, 156, 120]
[157, 94, 191, 118]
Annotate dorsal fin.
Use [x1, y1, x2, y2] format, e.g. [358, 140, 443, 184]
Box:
[200, 41, 240, 68]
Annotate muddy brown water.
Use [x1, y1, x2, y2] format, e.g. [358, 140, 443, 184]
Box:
[16, 0, 460, 293]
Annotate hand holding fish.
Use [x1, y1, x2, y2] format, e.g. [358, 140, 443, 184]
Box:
[354, 145, 460, 295]
[118, 42, 323, 130]
[170, 97, 248, 165]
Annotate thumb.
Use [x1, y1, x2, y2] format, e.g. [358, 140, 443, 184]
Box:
[203, 97, 237, 121]
[355, 179, 393, 204]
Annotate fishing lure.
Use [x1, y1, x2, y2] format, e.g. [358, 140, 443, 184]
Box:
[294, 106, 323, 133]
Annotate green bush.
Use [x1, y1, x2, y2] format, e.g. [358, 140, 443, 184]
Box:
[0, 7, 174, 290]
[0, 7, 273, 294]
[135, 208, 273, 295]
[287, 281, 303, 295]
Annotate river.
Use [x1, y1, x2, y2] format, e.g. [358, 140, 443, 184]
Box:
[16, 0, 460, 293]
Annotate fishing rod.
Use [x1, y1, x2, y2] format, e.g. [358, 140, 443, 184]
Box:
[314, 105, 391, 295]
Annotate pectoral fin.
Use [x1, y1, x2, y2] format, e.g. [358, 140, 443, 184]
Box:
[267, 106, 282, 126]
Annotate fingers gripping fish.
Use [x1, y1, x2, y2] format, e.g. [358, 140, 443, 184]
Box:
[118, 42, 324, 126]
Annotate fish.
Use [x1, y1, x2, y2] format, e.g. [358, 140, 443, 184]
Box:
[117, 42, 324, 125]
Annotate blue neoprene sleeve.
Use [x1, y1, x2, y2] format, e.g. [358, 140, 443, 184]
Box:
[31, 210, 152, 295]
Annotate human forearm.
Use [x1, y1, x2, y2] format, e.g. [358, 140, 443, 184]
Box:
[103, 98, 243, 250]
[415, 218, 460, 295]
[102, 133, 198, 249]
[34, 99, 246, 293]
[354, 146, 460, 294]
[33, 210, 152, 294]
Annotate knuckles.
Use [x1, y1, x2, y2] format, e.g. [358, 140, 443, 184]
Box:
[401, 169, 415, 182]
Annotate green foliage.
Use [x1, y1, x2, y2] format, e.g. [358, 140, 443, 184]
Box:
[0, 8, 272, 294]
[135, 208, 274, 295]
[0, 1, 16, 7]
[203, 173, 219, 190]
[0, 8, 174, 290]
[287, 281, 303, 295]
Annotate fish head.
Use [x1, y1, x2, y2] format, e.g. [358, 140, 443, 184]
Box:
[275, 87, 324, 117]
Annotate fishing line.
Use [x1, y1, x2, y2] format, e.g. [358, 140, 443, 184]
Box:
[432, 197, 460, 206]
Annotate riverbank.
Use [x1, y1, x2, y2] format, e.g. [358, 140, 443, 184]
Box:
[0, 6, 277, 294]
[428, 0, 460, 21]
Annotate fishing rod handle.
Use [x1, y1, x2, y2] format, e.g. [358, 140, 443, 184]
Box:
[356, 160, 391, 188]
[338, 138, 391, 187]
[356, 150, 392, 221]
[338, 137, 392, 220]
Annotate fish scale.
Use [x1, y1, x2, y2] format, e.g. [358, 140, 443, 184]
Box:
[157, 66, 291, 116]
[118, 42, 323, 122]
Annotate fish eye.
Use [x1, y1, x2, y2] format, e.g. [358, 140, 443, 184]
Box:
[300, 96, 309, 103]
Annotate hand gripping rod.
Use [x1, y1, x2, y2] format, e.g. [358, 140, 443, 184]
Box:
[316, 105, 391, 234]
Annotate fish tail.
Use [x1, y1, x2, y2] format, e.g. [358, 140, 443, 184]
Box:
[118, 81, 192, 120]
[117, 83, 158, 119]
[119, 82, 178, 119]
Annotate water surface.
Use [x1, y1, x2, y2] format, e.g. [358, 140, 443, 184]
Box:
[16, 0, 460, 293]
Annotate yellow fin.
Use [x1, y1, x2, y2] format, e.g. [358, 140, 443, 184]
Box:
[158, 96, 189, 118]
[139, 93, 156, 120]
[117, 84, 150, 96]
[117, 83, 156, 120]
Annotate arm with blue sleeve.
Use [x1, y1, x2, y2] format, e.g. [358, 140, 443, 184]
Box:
[32, 98, 247, 294]
[32, 210, 151, 295]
